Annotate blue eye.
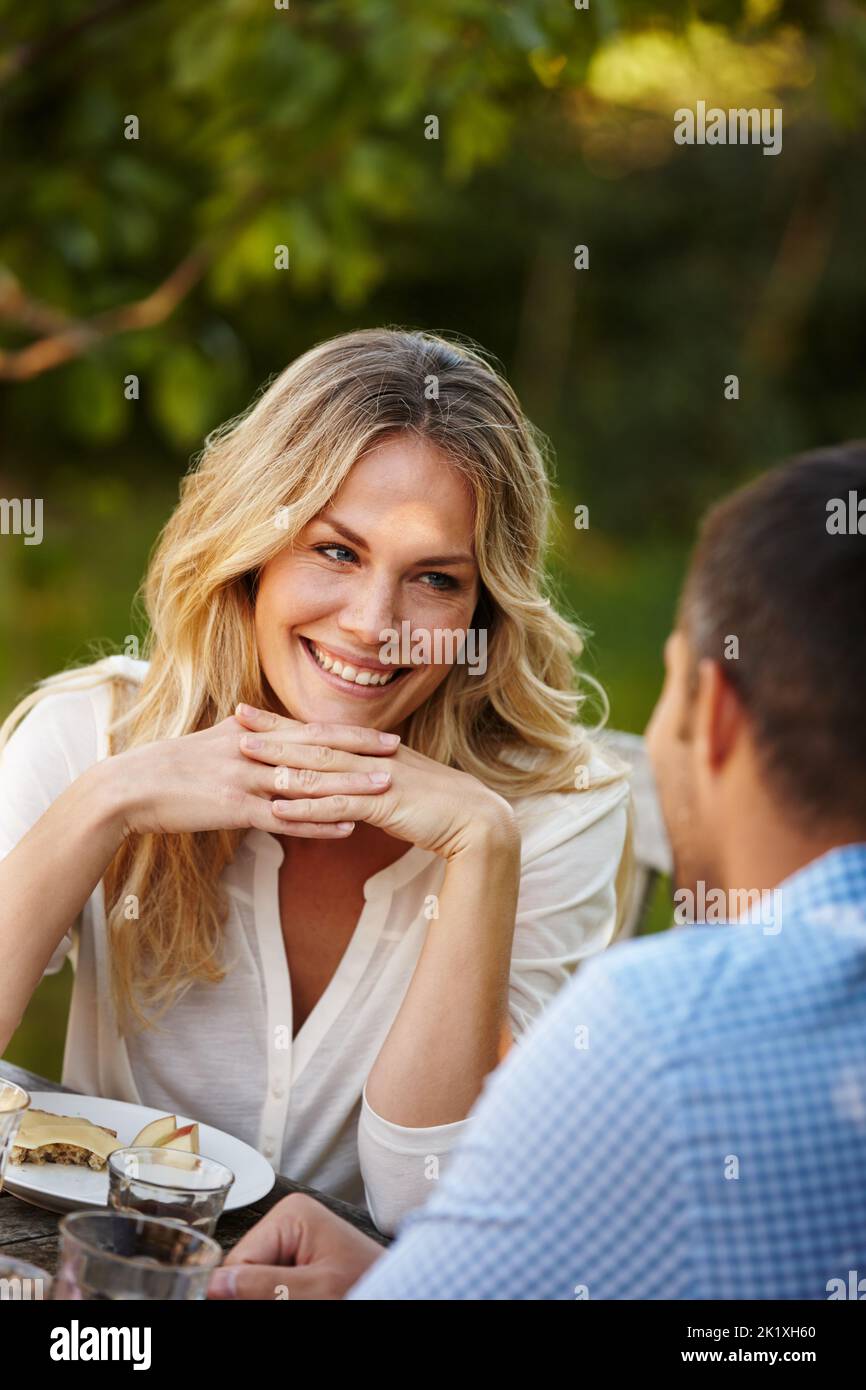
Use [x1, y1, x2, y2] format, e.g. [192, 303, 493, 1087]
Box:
[316, 544, 357, 564]
[314, 544, 458, 591]
[420, 572, 458, 590]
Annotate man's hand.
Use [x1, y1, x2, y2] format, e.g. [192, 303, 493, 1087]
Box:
[207, 1194, 385, 1300]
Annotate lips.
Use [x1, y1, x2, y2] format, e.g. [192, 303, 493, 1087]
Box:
[301, 637, 408, 690]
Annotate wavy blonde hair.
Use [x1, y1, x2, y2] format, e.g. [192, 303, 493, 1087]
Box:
[2, 328, 629, 1032]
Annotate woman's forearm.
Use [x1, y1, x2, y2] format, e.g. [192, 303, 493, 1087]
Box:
[0, 761, 126, 1053]
[364, 819, 521, 1128]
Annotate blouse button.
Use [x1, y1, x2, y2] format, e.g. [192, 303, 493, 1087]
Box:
[271, 1082, 285, 1099]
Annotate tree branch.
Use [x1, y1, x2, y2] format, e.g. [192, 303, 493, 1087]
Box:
[0, 187, 269, 381]
[0, 249, 209, 380]
[0, 270, 78, 337]
[0, 0, 156, 85]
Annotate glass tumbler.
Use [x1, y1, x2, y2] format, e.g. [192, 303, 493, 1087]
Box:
[0, 1255, 52, 1301]
[0, 1078, 30, 1187]
[107, 1147, 235, 1236]
[52, 1210, 222, 1300]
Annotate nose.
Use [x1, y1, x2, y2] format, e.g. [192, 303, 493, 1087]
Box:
[337, 572, 399, 650]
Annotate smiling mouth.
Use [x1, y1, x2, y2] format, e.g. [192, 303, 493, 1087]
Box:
[301, 637, 410, 689]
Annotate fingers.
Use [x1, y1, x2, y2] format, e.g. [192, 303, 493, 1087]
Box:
[245, 796, 356, 839]
[230, 710, 397, 836]
[240, 737, 356, 772]
[235, 704, 400, 756]
[271, 794, 379, 826]
[208, 1262, 332, 1301]
[207, 1195, 373, 1301]
[275, 822, 356, 838]
[251, 764, 392, 799]
[221, 1193, 305, 1268]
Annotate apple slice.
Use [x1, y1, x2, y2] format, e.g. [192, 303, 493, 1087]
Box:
[154, 1122, 199, 1154]
[130, 1114, 177, 1148]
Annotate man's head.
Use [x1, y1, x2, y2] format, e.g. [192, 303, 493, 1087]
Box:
[646, 442, 866, 899]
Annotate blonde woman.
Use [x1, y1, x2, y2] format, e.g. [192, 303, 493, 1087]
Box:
[0, 328, 629, 1235]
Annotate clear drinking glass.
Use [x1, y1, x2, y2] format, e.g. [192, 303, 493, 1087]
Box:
[0, 1077, 30, 1187]
[52, 1210, 222, 1300]
[107, 1147, 235, 1236]
[0, 1255, 53, 1301]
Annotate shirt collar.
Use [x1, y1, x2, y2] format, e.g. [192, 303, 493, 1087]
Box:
[244, 829, 436, 898]
[776, 842, 866, 925]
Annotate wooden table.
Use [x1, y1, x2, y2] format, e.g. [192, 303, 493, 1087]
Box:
[0, 1059, 388, 1276]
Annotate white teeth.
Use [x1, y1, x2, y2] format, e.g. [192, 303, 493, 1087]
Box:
[307, 641, 397, 688]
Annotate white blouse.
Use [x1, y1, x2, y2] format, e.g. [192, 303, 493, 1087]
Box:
[0, 656, 630, 1235]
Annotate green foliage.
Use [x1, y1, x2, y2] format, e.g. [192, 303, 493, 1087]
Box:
[1, 0, 863, 532]
[2, 0, 866, 1075]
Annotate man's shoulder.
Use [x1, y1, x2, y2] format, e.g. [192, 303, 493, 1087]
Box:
[575, 905, 854, 1055]
[575, 924, 734, 1030]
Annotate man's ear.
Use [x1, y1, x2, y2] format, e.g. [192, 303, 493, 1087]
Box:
[693, 658, 746, 772]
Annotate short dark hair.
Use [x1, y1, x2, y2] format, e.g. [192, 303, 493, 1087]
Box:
[678, 442, 866, 830]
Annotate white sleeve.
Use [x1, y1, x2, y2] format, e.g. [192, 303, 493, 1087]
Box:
[0, 690, 99, 976]
[358, 781, 630, 1236]
[358, 1085, 468, 1237]
[506, 783, 630, 1036]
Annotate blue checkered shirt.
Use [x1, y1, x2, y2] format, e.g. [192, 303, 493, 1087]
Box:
[349, 844, 866, 1299]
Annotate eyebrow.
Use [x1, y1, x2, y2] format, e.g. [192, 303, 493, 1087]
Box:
[316, 511, 476, 567]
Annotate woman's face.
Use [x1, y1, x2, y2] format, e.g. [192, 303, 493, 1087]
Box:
[254, 434, 480, 731]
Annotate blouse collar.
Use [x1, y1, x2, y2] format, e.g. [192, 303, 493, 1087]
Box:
[244, 830, 437, 899]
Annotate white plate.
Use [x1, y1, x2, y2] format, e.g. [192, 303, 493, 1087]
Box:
[2, 1092, 275, 1215]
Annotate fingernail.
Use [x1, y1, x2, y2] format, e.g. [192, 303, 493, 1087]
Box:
[209, 1266, 238, 1299]
[379, 733, 400, 747]
[242, 735, 262, 749]
[336, 822, 355, 832]
[369, 772, 390, 785]
[236, 703, 254, 717]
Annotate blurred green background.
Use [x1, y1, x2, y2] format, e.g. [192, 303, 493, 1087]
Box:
[2, 0, 865, 1078]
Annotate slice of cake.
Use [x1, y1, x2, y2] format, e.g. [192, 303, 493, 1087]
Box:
[9, 1108, 121, 1171]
